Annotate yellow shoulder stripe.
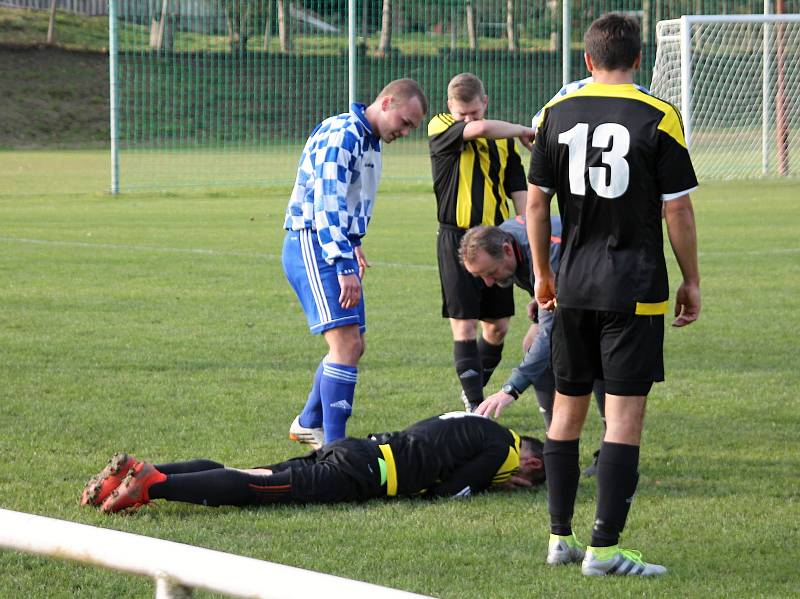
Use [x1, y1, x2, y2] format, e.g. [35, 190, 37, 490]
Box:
[546, 83, 688, 148]
[428, 113, 456, 137]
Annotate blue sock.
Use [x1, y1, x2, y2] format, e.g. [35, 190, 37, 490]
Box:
[320, 361, 357, 443]
[298, 360, 325, 429]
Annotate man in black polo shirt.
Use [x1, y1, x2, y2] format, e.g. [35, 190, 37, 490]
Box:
[85, 412, 545, 513]
[428, 72, 536, 413]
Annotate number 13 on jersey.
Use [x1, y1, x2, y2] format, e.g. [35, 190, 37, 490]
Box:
[558, 122, 630, 199]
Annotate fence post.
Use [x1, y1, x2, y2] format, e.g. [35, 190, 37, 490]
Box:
[108, 0, 120, 194]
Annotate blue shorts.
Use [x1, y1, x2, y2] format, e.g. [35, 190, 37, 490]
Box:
[282, 229, 366, 335]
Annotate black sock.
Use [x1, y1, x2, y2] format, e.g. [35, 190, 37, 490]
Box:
[454, 340, 483, 406]
[150, 468, 293, 507]
[544, 437, 581, 536]
[591, 442, 640, 547]
[155, 459, 225, 475]
[477, 337, 504, 386]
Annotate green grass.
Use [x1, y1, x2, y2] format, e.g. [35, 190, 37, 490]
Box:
[1, 151, 799, 598]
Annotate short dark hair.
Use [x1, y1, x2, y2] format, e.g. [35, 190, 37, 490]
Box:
[379, 78, 429, 115]
[459, 225, 512, 266]
[584, 13, 641, 71]
[520, 435, 546, 485]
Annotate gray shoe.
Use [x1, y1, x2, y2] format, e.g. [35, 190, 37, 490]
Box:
[546, 533, 585, 565]
[582, 545, 667, 576]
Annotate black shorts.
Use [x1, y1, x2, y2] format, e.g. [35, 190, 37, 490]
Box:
[551, 307, 664, 396]
[264, 438, 385, 503]
[437, 225, 514, 320]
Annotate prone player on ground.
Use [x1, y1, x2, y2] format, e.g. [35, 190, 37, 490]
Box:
[81, 412, 545, 513]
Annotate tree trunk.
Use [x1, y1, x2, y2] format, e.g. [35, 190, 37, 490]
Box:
[278, 0, 292, 53]
[450, 4, 457, 50]
[262, 0, 272, 50]
[149, 0, 169, 50]
[466, 1, 476, 50]
[46, 0, 57, 44]
[506, 0, 516, 52]
[377, 0, 392, 56]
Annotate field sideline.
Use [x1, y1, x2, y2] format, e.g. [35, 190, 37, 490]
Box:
[1, 151, 798, 598]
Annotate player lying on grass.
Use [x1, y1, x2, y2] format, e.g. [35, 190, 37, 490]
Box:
[82, 412, 545, 513]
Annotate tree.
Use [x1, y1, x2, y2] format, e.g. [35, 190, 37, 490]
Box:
[278, 0, 292, 53]
[466, 0, 476, 50]
[376, 0, 392, 57]
[46, 0, 57, 44]
[506, 0, 516, 52]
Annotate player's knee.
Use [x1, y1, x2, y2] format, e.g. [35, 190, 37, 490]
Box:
[482, 319, 509, 344]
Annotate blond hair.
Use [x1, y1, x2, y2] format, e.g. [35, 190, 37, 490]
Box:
[447, 73, 486, 103]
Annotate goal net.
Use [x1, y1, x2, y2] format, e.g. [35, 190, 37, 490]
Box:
[650, 14, 800, 180]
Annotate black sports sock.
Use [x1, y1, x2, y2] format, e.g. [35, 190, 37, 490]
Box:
[544, 437, 581, 536]
[150, 468, 293, 507]
[477, 337, 504, 386]
[454, 340, 484, 406]
[155, 459, 225, 475]
[590, 441, 640, 547]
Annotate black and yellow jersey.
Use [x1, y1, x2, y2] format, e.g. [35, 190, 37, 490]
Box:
[428, 113, 527, 229]
[370, 412, 520, 498]
[528, 82, 698, 314]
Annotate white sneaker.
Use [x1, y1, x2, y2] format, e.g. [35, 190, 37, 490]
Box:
[546, 533, 585, 565]
[581, 545, 667, 576]
[289, 416, 324, 450]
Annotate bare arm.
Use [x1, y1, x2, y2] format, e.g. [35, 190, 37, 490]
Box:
[525, 183, 556, 310]
[664, 195, 701, 327]
[463, 120, 535, 150]
[510, 189, 527, 216]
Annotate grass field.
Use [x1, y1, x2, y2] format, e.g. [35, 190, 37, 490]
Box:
[1, 150, 799, 598]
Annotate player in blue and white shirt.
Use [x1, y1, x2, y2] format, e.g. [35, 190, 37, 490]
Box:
[282, 79, 427, 447]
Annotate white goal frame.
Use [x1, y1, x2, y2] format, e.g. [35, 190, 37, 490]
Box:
[0, 508, 433, 599]
[652, 13, 800, 177]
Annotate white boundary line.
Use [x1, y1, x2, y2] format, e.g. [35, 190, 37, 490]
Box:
[1, 235, 798, 262]
[0, 236, 439, 270]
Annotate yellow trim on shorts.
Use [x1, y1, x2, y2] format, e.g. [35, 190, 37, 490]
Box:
[635, 300, 668, 315]
[378, 444, 398, 496]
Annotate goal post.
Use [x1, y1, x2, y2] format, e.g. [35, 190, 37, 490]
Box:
[651, 13, 800, 180]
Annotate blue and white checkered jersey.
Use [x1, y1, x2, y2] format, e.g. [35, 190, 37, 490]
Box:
[284, 103, 382, 275]
[531, 77, 650, 131]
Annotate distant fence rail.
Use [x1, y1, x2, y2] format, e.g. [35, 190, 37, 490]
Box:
[0, 0, 108, 16]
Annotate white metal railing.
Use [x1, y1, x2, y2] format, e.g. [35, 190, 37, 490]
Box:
[0, 508, 434, 599]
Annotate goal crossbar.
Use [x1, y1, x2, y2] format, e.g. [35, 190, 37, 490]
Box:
[0, 508, 433, 599]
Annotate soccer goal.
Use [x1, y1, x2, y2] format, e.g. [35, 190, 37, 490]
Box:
[650, 14, 800, 180]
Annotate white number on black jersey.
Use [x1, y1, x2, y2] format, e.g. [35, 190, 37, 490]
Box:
[558, 122, 630, 198]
